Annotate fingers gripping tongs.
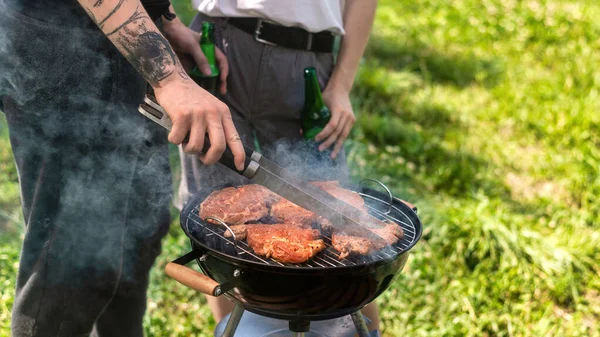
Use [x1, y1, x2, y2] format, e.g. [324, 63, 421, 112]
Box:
[138, 94, 386, 242]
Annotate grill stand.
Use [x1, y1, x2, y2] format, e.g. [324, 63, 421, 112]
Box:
[216, 303, 375, 337]
[351, 311, 371, 337]
[221, 304, 245, 337]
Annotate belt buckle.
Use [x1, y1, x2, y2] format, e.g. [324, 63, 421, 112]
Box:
[254, 19, 277, 46]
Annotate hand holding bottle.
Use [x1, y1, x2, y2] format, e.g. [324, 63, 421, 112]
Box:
[162, 18, 229, 95]
[314, 86, 356, 160]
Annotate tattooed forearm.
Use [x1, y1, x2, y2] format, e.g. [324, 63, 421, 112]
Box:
[106, 3, 146, 36]
[97, 0, 125, 28]
[110, 4, 187, 86]
[78, 0, 189, 87]
[119, 30, 177, 85]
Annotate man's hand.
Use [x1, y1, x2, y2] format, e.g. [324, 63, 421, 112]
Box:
[162, 17, 229, 95]
[76, 0, 244, 170]
[153, 76, 245, 170]
[313, 0, 378, 159]
[314, 86, 356, 159]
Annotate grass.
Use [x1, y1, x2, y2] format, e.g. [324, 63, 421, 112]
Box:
[2, 0, 600, 336]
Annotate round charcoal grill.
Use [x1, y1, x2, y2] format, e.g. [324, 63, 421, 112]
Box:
[165, 180, 423, 337]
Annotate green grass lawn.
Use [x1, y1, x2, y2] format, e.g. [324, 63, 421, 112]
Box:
[2, 0, 600, 336]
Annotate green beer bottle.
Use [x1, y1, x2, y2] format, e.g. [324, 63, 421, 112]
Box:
[301, 67, 332, 140]
[189, 21, 220, 95]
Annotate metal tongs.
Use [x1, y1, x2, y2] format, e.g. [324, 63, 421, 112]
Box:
[138, 94, 386, 243]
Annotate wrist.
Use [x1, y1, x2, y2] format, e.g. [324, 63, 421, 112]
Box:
[326, 67, 354, 94]
[152, 66, 190, 90]
[325, 76, 352, 95]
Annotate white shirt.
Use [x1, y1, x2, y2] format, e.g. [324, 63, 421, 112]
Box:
[192, 0, 346, 35]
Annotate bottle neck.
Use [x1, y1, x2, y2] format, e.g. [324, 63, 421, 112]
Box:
[200, 31, 214, 45]
[199, 25, 219, 77]
[304, 71, 325, 109]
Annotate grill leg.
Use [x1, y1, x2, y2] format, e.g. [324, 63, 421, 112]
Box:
[220, 304, 245, 337]
[350, 311, 371, 337]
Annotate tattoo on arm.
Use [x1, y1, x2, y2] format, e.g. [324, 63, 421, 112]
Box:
[110, 4, 189, 86]
[106, 3, 146, 36]
[97, 0, 125, 29]
[80, 0, 189, 87]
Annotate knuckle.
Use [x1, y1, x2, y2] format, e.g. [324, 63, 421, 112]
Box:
[179, 109, 192, 120]
[214, 142, 226, 152]
[186, 145, 200, 153]
[205, 106, 219, 116]
[218, 102, 230, 114]
[183, 144, 197, 153]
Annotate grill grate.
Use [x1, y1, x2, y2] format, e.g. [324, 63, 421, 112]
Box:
[184, 190, 418, 268]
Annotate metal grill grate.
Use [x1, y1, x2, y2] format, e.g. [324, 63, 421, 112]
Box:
[184, 190, 418, 268]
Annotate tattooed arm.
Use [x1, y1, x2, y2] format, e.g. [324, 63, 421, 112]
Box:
[77, 0, 245, 170]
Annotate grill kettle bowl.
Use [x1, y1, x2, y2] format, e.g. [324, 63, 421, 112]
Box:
[165, 183, 423, 321]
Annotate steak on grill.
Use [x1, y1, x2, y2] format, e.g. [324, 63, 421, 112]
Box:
[200, 181, 405, 262]
[269, 199, 319, 228]
[269, 181, 364, 232]
[370, 221, 404, 245]
[310, 181, 405, 259]
[309, 181, 368, 212]
[331, 221, 404, 259]
[245, 224, 326, 264]
[223, 224, 248, 240]
[199, 185, 278, 226]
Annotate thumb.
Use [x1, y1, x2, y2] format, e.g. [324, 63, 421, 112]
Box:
[192, 31, 202, 42]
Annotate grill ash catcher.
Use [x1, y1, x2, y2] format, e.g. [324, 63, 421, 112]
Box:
[139, 95, 424, 336]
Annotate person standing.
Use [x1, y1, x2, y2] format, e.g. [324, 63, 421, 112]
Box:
[175, 0, 381, 332]
[0, 0, 243, 336]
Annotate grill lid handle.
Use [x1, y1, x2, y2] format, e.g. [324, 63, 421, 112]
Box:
[165, 262, 222, 296]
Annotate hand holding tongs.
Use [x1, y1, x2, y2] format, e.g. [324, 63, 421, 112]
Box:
[138, 94, 389, 242]
[138, 94, 260, 179]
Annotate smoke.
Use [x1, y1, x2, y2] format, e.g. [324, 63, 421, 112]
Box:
[0, 1, 172, 301]
[176, 131, 354, 213]
[259, 137, 352, 185]
[0, 1, 358, 318]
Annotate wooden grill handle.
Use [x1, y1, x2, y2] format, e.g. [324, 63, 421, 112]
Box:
[165, 262, 220, 296]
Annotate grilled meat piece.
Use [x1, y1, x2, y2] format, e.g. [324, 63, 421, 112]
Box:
[223, 224, 248, 240]
[371, 221, 404, 245]
[309, 181, 367, 212]
[269, 181, 364, 231]
[199, 185, 278, 226]
[310, 181, 404, 257]
[332, 234, 372, 260]
[331, 221, 404, 259]
[201, 181, 405, 263]
[269, 199, 320, 228]
[241, 184, 282, 206]
[246, 224, 326, 264]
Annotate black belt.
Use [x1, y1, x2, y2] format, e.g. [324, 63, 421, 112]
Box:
[227, 18, 335, 54]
